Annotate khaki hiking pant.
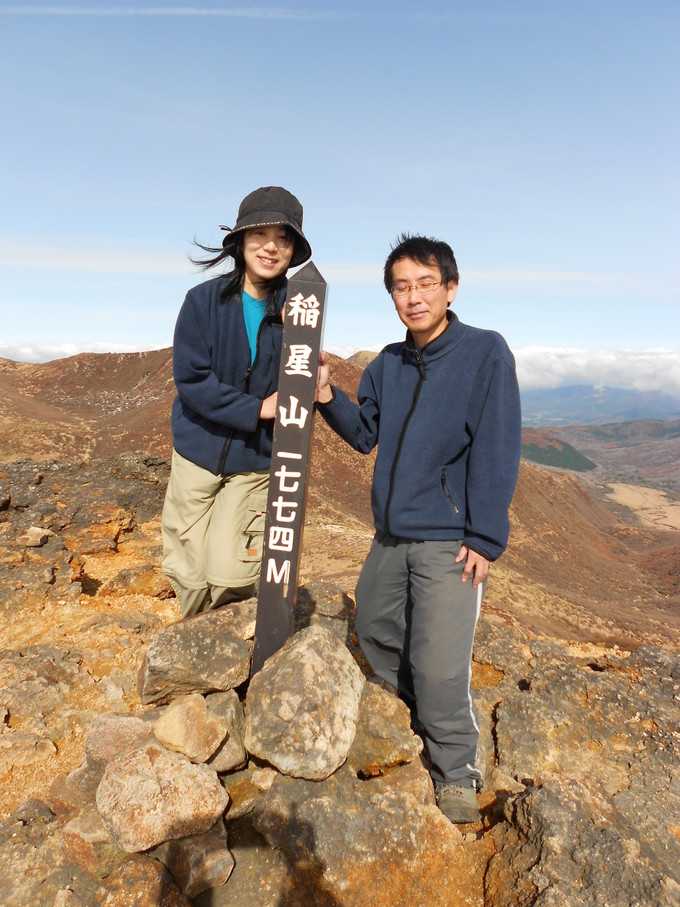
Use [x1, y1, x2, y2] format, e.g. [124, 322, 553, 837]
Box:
[161, 449, 269, 618]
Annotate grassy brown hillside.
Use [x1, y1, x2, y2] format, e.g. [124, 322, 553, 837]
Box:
[521, 427, 597, 472]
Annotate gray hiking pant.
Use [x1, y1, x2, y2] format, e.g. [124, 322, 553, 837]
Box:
[355, 534, 485, 788]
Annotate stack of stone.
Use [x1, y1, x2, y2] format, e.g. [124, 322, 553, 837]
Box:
[41, 597, 476, 906]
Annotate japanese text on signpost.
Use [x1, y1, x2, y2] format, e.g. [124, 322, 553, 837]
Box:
[251, 263, 327, 674]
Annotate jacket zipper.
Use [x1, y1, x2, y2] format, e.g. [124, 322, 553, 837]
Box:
[384, 347, 426, 536]
[441, 467, 460, 514]
[217, 315, 269, 475]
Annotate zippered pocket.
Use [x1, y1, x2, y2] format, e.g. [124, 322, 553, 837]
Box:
[441, 467, 460, 514]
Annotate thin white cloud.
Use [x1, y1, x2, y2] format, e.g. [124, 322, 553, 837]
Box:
[317, 263, 626, 288]
[0, 5, 356, 20]
[1, 241, 375, 281]
[0, 239, 655, 291]
[0, 238, 193, 276]
[465, 269, 614, 286]
[465, 268, 680, 296]
[0, 5, 511, 23]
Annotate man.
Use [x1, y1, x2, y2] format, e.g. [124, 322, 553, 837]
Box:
[315, 234, 521, 823]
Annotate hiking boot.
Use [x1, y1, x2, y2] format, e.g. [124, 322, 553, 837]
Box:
[435, 783, 480, 824]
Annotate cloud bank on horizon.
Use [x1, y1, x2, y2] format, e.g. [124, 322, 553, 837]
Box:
[2, 340, 679, 399]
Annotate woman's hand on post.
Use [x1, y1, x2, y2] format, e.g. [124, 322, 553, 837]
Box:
[259, 392, 278, 420]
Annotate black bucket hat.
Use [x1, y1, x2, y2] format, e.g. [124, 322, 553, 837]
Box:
[220, 186, 312, 268]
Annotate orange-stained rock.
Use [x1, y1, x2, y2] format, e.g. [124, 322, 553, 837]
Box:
[95, 742, 228, 853]
[92, 855, 190, 907]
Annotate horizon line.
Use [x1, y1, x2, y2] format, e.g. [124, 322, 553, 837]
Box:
[2, 342, 680, 396]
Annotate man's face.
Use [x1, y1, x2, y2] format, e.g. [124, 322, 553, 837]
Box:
[390, 257, 458, 347]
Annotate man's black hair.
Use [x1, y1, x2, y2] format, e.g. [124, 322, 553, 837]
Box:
[383, 234, 459, 293]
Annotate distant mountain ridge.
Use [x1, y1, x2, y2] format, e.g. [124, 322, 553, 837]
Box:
[0, 350, 175, 464]
[520, 384, 680, 426]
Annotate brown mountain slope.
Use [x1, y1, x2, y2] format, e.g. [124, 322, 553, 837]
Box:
[0, 350, 175, 463]
[499, 464, 680, 648]
[0, 349, 372, 522]
[1, 350, 678, 649]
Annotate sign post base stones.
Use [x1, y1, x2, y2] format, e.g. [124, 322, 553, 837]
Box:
[251, 262, 327, 675]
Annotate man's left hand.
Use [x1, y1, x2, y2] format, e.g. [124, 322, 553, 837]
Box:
[456, 545, 490, 588]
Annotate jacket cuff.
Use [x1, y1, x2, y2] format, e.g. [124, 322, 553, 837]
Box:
[463, 539, 499, 563]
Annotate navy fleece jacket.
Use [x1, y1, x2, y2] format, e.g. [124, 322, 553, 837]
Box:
[170, 274, 284, 476]
[318, 313, 521, 561]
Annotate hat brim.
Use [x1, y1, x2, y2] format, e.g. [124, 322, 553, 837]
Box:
[220, 218, 311, 268]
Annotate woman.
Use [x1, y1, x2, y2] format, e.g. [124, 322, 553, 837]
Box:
[161, 186, 312, 617]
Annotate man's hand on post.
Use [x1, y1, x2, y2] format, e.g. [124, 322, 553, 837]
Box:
[315, 350, 333, 403]
[456, 545, 490, 588]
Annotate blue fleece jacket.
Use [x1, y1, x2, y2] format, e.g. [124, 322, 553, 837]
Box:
[170, 273, 284, 476]
[318, 313, 521, 561]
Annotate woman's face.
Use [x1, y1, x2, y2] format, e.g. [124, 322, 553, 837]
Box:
[242, 226, 294, 296]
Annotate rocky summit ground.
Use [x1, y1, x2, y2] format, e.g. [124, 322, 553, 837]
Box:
[0, 350, 679, 905]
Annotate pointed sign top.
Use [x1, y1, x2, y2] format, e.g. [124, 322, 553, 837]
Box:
[289, 260, 325, 285]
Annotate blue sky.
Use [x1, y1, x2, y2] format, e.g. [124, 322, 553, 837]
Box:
[1, 1, 679, 393]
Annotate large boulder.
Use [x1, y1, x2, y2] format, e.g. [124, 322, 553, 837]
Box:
[244, 625, 364, 780]
[95, 742, 229, 852]
[137, 607, 254, 705]
[487, 779, 680, 907]
[346, 681, 423, 777]
[253, 776, 486, 906]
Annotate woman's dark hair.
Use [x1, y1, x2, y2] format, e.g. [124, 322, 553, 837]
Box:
[383, 233, 459, 292]
[190, 229, 293, 317]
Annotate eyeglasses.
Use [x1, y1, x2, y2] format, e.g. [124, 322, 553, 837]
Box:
[390, 280, 441, 299]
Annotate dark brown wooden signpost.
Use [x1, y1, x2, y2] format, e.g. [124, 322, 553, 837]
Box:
[251, 262, 327, 674]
